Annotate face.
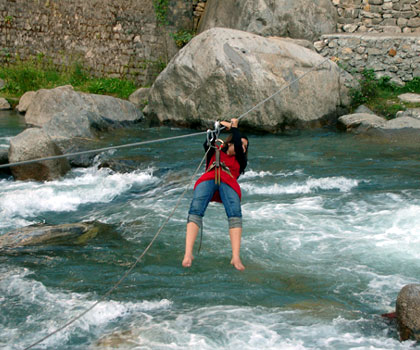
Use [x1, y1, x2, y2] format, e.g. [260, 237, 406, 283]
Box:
[227, 138, 248, 156]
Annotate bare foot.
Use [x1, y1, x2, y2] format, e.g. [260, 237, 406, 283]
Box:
[182, 255, 194, 267]
[230, 257, 245, 271]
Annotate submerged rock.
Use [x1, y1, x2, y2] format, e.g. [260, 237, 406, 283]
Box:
[198, 0, 337, 42]
[0, 222, 100, 249]
[145, 28, 353, 133]
[396, 284, 420, 341]
[8, 128, 71, 181]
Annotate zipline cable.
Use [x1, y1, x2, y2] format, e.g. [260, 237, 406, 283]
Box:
[22, 148, 211, 350]
[0, 131, 208, 169]
[1, 56, 332, 170]
[19, 55, 333, 350]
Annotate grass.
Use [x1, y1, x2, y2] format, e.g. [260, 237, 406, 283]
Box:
[351, 69, 420, 119]
[0, 57, 138, 101]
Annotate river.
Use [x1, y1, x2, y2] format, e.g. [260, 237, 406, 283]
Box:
[1, 110, 419, 349]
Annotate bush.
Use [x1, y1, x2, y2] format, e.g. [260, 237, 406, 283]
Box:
[170, 30, 194, 48]
[350, 70, 420, 119]
[0, 57, 138, 100]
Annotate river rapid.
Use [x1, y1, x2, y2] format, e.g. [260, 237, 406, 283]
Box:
[1, 110, 420, 350]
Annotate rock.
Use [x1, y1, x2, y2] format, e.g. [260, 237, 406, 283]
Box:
[396, 284, 420, 341]
[0, 222, 100, 249]
[25, 85, 143, 127]
[197, 0, 337, 42]
[144, 28, 352, 133]
[396, 108, 420, 119]
[0, 78, 5, 90]
[398, 93, 420, 104]
[0, 148, 8, 164]
[354, 105, 375, 115]
[129, 87, 150, 108]
[338, 113, 387, 132]
[269, 37, 315, 51]
[0, 97, 11, 110]
[8, 128, 71, 181]
[16, 91, 36, 113]
[381, 116, 420, 130]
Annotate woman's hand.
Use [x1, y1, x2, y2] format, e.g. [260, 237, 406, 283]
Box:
[220, 118, 239, 130]
[220, 120, 232, 130]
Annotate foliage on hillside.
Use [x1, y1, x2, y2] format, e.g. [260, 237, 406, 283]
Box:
[0, 56, 137, 101]
[351, 69, 420, 119]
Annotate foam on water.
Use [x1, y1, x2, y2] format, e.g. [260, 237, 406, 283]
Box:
[0, 166, 158, 231]
[241, 176, 359, 195]
[240, 169, 303, 180]
[90, 305, 413, 350]
[0, 136, 11, 149]
[0, 265, 172, 350]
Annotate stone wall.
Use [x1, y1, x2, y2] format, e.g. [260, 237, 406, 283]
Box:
[332, 0, 420, 34]
[315, 33, 420, 83]
[0, 0, 193, 86]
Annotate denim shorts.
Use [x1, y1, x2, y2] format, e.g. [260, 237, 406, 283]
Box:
[187, 180, 242, 229]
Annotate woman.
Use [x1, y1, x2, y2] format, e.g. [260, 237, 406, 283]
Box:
[182, 118, 249, 271]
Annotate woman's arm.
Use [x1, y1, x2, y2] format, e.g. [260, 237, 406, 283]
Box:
[221, 119, 247, 174]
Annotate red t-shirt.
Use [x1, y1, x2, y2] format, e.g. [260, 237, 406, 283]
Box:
[193, 148, 242, 202]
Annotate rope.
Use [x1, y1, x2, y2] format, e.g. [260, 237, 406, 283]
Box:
[1, 56, 332, 171]
[19, 55, 333, 350]
[237, 56, 331, 121]
[0, 131, 208, 169]
[22, 148, 210, 350]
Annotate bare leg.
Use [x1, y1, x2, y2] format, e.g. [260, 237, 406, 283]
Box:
[229, 227, 245, 271]
[182, 222, 200, 267]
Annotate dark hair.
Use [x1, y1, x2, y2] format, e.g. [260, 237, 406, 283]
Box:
[222, 134, 249, 157]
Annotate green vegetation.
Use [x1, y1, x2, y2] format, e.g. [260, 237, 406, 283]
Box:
[170, 29, 194, 48]
[351, 69, 420, 119]
[0, 57, 137, 100]
[4, 15, 13, 24]
[152, 0, 169, 26]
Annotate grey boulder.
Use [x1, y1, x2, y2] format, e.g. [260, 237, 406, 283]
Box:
[24, 85, 143, 127]
[144, 28, 352, 133]
[397, 284, 420, 341]
[8, 128, 71, 181]
[0, 222, 100, 249]
[198, 0, 337, 42]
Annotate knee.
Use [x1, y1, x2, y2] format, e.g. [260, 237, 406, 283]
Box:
[228, 217, 242, 229]
[187, 214, 203, 228]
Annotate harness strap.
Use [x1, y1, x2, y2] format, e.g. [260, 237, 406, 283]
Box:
[215, 148, 221, 185]
[207, 160, 234, 179]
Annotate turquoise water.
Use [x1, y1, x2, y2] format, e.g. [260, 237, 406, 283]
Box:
[1, 110, 419, 349]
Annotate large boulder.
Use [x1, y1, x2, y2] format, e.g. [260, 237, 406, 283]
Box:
[24, 85, 143, 127]
[144, 28, 352, 133]
[16, 91, 36, 113]
[8, 128, 71, 181]
[129, 87, 150, 108]
[396, 284, 420, 341]
[10, 85, 144, 178]
[198, 0, 337, 42]
[0, 222, 100, 249]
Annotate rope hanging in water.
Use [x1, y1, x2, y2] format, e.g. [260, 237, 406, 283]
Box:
[20, 56, 333, 350]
